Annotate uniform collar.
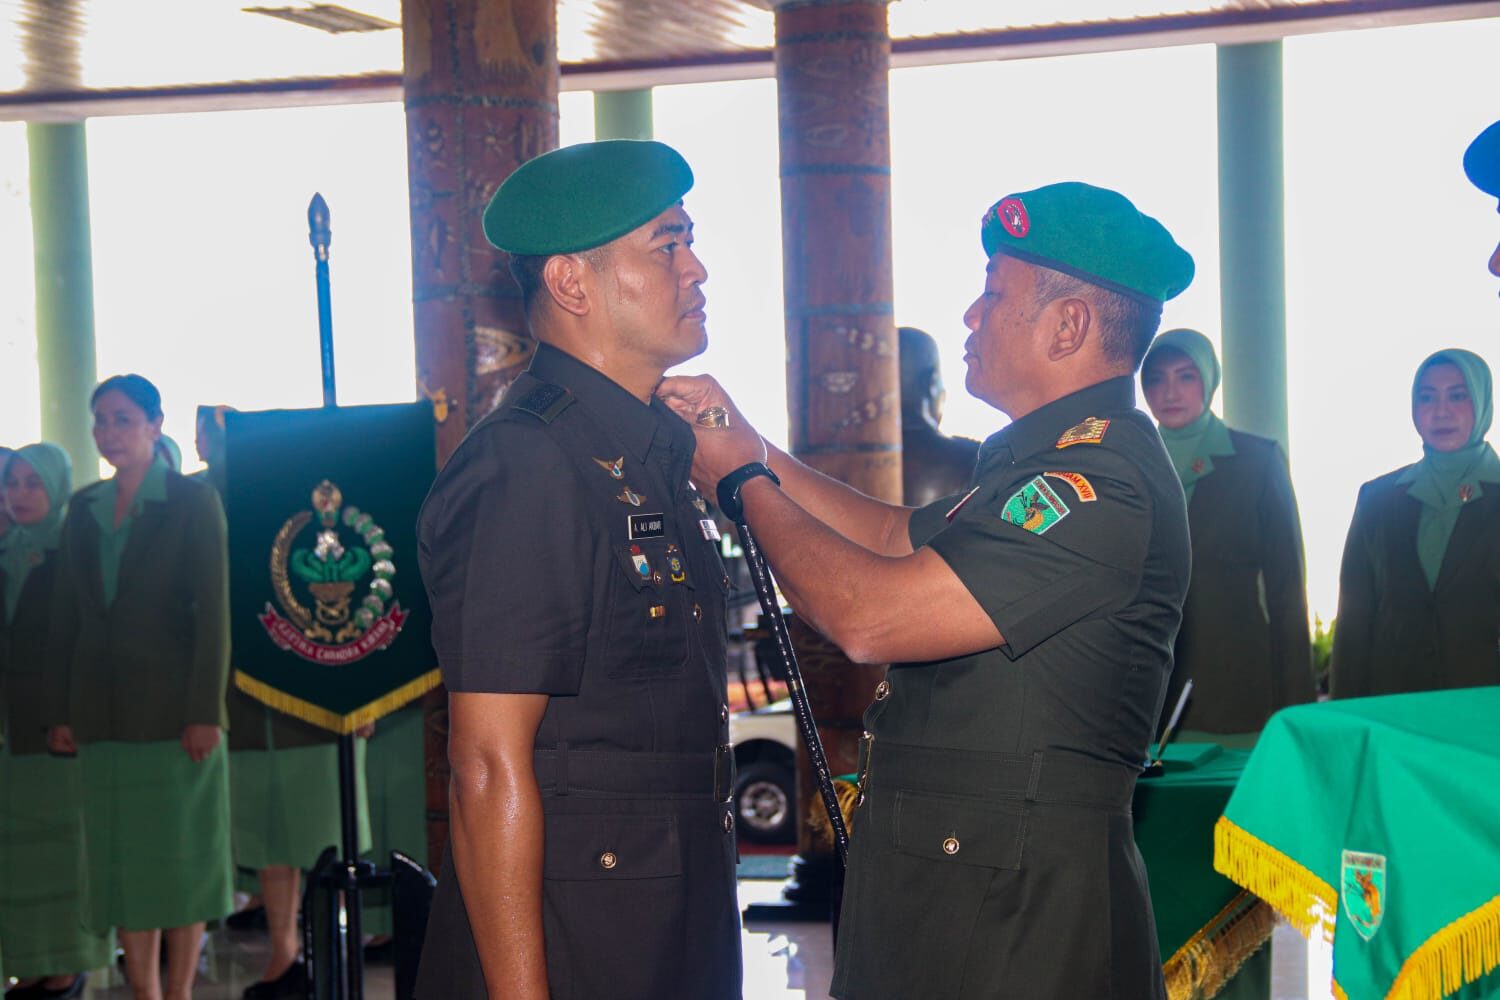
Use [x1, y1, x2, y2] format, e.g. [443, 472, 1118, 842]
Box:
[528, 342, 667, 463]
[977, 376, 1136, 474]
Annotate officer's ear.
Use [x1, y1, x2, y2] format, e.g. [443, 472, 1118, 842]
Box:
[541, 254, 592, 318]
[1045, 296, 1091, 362]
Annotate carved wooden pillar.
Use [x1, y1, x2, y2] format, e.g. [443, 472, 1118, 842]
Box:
[772, 0, 897, 907]
[402, 0, 558, 870]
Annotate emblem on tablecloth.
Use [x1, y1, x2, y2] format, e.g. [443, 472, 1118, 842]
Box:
[1002, 476, 1070, 535]
[261, 480, 407, 665]
[1341, 850, 1387, 941]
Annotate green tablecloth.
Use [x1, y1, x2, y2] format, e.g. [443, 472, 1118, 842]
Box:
[1138, 743, 1275, 1000]
[1214, 689, 1500, 1000]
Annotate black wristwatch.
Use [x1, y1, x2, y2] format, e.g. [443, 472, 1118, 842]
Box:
[716, 462, 781, 521]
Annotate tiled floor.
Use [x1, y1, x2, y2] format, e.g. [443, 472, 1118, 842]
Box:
[42, 879, 1326, 999]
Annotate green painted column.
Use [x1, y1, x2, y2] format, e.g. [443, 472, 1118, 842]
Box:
[28, 122, 99, 481]
[1216, 41, 1288, 454]
[593, 89, 653, 141]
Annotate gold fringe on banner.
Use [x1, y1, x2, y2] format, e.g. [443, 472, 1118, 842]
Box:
[1214, 816, 1336, 942]
[1163, 892, 1278, 1000]
[234, 668, 442, 735]
[1386, 891, 1500, 1000]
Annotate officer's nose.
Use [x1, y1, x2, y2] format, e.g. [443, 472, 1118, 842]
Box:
[962, 298, 981, 332]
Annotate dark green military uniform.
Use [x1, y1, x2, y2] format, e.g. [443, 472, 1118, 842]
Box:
[415, 343, 741, 1000]
[831, 377, 1190, 999]
[1161, 429, 1313, 736]
[1330, 465, 1500, 696]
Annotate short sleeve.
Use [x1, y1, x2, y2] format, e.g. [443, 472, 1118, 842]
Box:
[418, 423, 592, 694]
[907, 490, 968, 550]
[923, 455, 1152, 659]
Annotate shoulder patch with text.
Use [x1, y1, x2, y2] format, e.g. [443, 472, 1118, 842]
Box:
[1001, 476, 1070, 535]
[1056, 417, 1110, 448]
[1043, 471, 1097, 502]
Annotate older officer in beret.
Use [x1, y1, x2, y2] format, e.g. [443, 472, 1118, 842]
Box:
[660, 181, 1193, 999]
[1465, 119, 1500, 286]
[414, 140, 740, 1000]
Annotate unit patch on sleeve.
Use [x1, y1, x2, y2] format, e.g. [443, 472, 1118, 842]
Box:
[1056, 417, 1110, 448]
[1043, 471, 1097, 502]
[1001, 476, 1071, 535]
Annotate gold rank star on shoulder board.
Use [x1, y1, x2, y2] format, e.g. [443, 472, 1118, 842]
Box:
[1056, 416, 1109, 449]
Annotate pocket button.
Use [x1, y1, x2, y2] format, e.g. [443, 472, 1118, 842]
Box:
[942, 836, 960, 856]
[599, 851, 618, 870]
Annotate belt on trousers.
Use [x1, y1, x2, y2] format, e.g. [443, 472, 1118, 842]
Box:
[533, 744, 735, 803]
[862, 739, 1137, 812]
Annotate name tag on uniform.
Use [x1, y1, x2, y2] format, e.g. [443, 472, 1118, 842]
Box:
[700, 518, 721, 541]
[629, 513, 666, 540]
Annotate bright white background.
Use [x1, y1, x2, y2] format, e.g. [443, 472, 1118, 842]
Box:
[3, 17, 1499, 623]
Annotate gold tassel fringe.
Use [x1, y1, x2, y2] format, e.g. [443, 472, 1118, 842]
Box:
[234, 668, 441, 735]
[1214, 816, 1337, 942]
[805, 777, 860, 853]
[1385, 891, 1500, 1000]
[1163, 892, 1278, 1000]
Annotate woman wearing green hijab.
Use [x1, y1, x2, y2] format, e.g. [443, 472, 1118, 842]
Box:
[1330, 348, 1500, 696]
[1141, 330, 1315, 742]
[0, 443, 113, 999]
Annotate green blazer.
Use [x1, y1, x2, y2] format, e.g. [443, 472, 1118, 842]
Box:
[0, 551, 62, 754]
[1160, 430, 1315, 735]
[50, 471, 230, 742]
[1330, 466, 1500, 697]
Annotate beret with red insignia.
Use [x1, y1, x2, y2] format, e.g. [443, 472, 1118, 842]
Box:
[980, 181, 1194, 304]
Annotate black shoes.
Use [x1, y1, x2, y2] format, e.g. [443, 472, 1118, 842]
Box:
[241, 959, 309, 999]
[3, 974, 88, 1000]
[226, 904, 269, 932]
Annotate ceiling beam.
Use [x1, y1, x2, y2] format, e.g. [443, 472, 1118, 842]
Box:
[1, 0, 1495, 122]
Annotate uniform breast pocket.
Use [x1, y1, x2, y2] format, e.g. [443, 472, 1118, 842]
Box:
[603, 543, 690, 680]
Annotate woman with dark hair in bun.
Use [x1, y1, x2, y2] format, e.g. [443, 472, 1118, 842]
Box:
[47, 374, 234, 1000]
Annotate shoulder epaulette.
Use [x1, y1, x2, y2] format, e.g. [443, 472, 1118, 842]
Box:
[512, 381, 576, 424]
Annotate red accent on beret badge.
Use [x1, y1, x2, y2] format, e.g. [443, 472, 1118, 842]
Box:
[998, 197, 1030, 238]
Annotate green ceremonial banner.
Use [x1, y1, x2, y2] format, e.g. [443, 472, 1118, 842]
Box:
[225, 403, 437, 734]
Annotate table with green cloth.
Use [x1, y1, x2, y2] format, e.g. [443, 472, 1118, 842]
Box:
[1213, 688, 1500, 1000]
[1137, 742, 1276, 1000]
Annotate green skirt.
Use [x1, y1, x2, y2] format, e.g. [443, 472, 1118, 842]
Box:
[230, 740, 370, 871]
[79, 740, 234, 932]
[361, 705, 428, 937]
[0, 746, 113, 977]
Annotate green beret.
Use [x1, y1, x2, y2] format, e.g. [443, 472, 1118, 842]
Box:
[1464, 120, 1500, 205]
[483, 139, 694, 255]
[980, 181, 1194, 303]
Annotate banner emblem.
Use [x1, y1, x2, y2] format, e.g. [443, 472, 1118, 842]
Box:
[1341, 850, 1387, 941]
[260, 479, 408, 665]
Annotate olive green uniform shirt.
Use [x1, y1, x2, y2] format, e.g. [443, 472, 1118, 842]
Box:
[832, 377, 1189, 1000]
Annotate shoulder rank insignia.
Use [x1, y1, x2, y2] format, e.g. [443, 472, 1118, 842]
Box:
[617, 486, 646, 507]
[945, 484, 982, 522]
[594, 456, 625, 479]
[1056, 416, 1109, 448]
[1043, 471, 1097, 503]
[513, 382, 575, 424]
[1002, 476, 1070, 535]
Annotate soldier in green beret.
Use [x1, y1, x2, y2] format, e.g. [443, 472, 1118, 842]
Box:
[415, 140, 741, 999]
[661, 180, 1194, 999]
[1464, 119, 1500, 285]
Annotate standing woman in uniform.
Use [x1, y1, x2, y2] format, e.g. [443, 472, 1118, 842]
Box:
[0, 444, 113, 999]
[1141, 329, 1315, 744]
[46, 374, 235, 1000]
[1331, 349, 1500, 696]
